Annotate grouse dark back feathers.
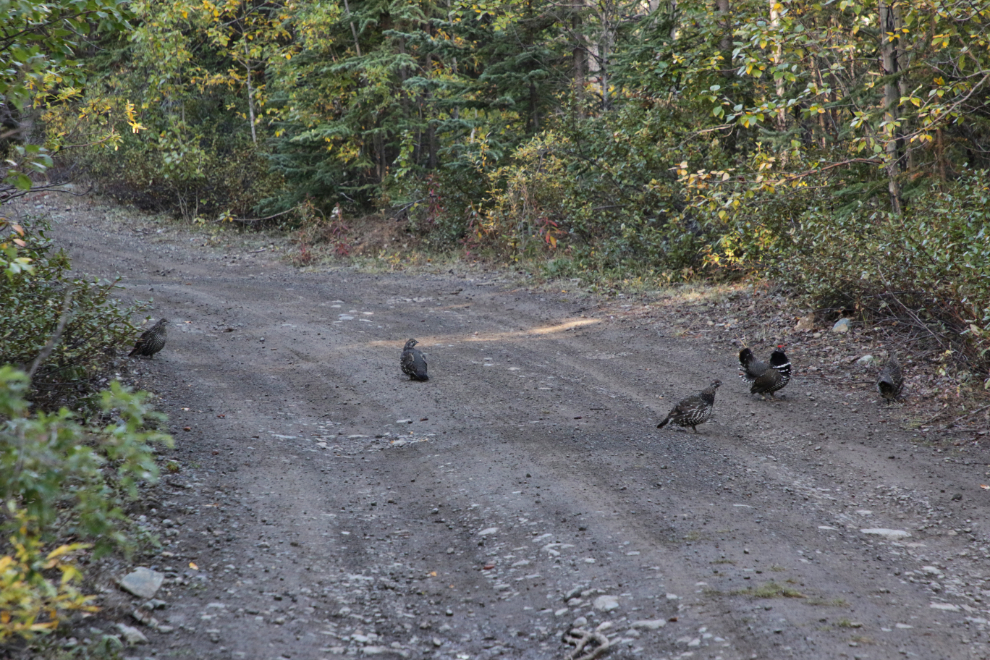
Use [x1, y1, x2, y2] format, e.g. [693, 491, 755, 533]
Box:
[877, 355, 903, 401]
[401, 338, 429, 381]
[739, 346, 790, 397]
[129, 318, 169, 358]
[657, 379, 721, 433]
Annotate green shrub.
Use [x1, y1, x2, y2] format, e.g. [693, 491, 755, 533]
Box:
[0, 366, 172, 641]
[475, 105, 724, 279]
[708, 171, 990, 374]
[0, 367, 173, 554]
[0, 510, 97, 641]
[0, 218, 143, 409]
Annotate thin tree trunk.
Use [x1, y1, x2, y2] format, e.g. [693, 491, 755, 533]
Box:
[573, 12, 586, 117]
[717, 0, 735, 152]
[893, 5, 914, 170]
[342, 0, 362, 56]
[879, 0, 902, 214]
[770, 0, 786, 130]
[530, 81, 540, 132]
[243, 41, 257, 145]
[425, 52, 437, 169]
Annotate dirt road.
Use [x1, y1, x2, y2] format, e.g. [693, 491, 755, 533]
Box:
[45, 197, 990, 660]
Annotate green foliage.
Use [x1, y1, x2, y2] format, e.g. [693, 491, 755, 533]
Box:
[476, 104, 720, 279]
[32, 0, 990, 377]
[709, 171, 990, 369]
[0, 0, 134, 200]
[0, 218, 143, 408]
[0, 365, 172, 641]
[0, 511, 98, 641]
[0, 366, 173, 556]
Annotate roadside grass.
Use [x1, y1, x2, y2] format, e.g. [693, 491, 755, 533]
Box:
[732, 581, 806, 599]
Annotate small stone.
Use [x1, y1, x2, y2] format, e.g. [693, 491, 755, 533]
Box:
[555, 608, 569, 617]
[156, 625, 174, 633]
[116, 623, 148, 645]
[593, 595, 619, 612]
[930, 603, 960, 612]
[432, 638, 443, 647]
[573, 617, 588, 627]
[860, 528, 910, 539]
[362, 647, 387, 655]
[478, 527, 498, 536]
[119, 568, 165, 599]
[856, 355, 875, 366]
[630, 619, 667, 630]
[795, 315, 815, 332]
[832, 318, 852, 333]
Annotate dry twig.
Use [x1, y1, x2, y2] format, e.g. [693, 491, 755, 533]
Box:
[563, 627, 610, 660]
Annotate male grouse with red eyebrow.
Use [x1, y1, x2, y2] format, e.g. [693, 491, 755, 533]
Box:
[657, 380, 721, 433]
[739, 346, 791, 399]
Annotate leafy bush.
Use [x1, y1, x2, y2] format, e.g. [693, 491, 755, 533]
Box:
[0, 367, 172, 554]
[704, 172, 990, 374]
[0, 366, 172, 640]
[0, 510, 97, 641]
[474, 105, 723, 280]
[0, 218, 143, 409]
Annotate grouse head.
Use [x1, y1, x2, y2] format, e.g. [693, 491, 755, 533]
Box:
[769, 347, 789, 367]
[403, 338, 419, 350]
[739, 348, 755, 365]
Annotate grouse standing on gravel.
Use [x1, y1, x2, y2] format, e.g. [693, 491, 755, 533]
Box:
[128, 318, 169, 358]
[739, 346, 791, 399]
[400, 338, 429, 381]
[657, 380, 721, 433]
[877, 355, 903, 402]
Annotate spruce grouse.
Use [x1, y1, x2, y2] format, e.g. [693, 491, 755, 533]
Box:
[657, 380, 721, 433]
[400, 338, 429, 381]
[128, 318, 169, 358]
[739, 346, 791, 399]
[877, 355, 903, 402]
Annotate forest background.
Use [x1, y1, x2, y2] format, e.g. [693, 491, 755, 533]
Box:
[3, 0, 990, 365]
[3, 0, 990, 378]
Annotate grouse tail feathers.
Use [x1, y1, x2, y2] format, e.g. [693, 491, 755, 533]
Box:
[741, 346, 790, 397]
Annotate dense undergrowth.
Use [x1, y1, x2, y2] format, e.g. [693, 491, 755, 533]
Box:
[0, 218, 172, 648]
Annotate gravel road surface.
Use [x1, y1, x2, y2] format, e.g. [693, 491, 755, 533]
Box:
[42, 198, 990, 660]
